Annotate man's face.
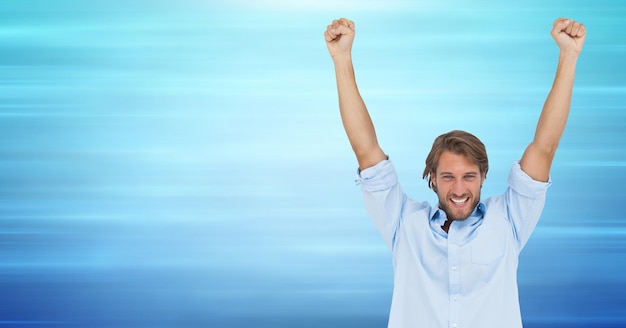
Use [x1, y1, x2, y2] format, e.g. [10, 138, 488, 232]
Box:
[431, 151, 485, 221]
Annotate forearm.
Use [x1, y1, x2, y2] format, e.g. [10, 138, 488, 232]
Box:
[333, 55, 386, 169]
[520, 17, 585, 181]
[521, 51, 579, 181]
[532, 51, 579, 154]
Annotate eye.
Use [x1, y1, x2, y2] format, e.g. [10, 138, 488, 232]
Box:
[464, 175, 476, 181]
[441, 175, 453, 181]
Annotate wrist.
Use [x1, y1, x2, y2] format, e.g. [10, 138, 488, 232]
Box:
[332, 53, 353, 65]
[559, 49, 580, 61]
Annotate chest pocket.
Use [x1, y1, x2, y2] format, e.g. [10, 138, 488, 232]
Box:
[470, 225, 506, 265]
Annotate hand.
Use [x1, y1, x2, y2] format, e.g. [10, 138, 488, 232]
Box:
[551, 18, 586, 55]
[324, 18, 355, 60]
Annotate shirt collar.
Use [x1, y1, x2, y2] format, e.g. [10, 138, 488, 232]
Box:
[430, 202, 486, 228]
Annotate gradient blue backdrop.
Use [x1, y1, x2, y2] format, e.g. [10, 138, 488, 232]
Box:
[1, 0, 624, 327]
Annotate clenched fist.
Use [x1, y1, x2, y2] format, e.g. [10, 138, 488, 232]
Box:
[324, 18, 355, 60]
[552, 18, 586, 54]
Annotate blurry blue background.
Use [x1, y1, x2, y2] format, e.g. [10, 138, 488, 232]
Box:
[1, 0, 624, 327]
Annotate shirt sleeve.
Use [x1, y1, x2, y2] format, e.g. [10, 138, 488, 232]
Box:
[505, 161, 552, 250]
[356, 158, 407, 250]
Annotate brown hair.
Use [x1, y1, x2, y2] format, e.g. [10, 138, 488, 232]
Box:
[422, 130, 488, 192]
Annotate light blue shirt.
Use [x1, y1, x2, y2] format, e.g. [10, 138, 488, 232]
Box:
[357, 158, 551, 328]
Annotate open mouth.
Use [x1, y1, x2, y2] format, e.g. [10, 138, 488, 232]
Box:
[450, 197, 470, 207]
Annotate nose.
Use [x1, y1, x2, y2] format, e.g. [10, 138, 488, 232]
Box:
[452, 179, 465, 195]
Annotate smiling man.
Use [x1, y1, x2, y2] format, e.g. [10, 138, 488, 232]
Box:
[324, 17, 586, 328]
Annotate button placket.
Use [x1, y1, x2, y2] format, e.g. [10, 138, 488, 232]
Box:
[448, 240, 461, 328]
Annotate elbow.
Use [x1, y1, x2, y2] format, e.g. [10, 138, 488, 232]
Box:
[353, 143, 377, 158]
[353, 144, 386, 170]
[532, 141, 559, 159]
[353, 142, 384, 159]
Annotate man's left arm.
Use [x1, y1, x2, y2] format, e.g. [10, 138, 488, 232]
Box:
[520, 18, 586, 181]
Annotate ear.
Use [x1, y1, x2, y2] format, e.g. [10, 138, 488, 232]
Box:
[430, 171, 437, 187]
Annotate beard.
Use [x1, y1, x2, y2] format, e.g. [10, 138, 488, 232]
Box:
[437, 192, 481, 221]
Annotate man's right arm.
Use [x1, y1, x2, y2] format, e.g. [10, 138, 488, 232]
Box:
[325, 18, 386, 171]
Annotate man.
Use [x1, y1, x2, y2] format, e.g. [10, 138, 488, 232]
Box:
[324, 17, 586, 327]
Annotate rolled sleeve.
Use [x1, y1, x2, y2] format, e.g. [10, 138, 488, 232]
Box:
[507, 161, 551, 197]
[356, 159, 398, 191]
[506, 161, 551, 250]
[356, 158, 406, 250]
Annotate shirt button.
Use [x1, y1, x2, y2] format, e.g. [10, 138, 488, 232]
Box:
[453, 295, 458, 301]
[452, 323, 458, 328]
[451, 265, 457, 271]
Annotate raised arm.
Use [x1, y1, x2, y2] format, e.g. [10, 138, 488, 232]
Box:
[324, 18, 386, 171]
[520, 18, 587, 182]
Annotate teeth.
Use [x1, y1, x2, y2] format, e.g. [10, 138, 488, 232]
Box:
[451, 198, 468, 204]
